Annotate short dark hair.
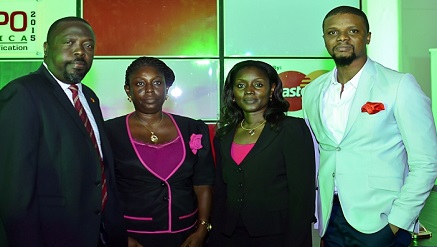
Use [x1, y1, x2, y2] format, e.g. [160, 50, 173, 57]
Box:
[216, 60, 289, 137]
[125, 56, 175, 87]
[46, 17, 92, 45]
[323, 6, 370, 33]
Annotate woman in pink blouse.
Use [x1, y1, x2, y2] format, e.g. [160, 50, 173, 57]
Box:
[105, 57, 214, 247]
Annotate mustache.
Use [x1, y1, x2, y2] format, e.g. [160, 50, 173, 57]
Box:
[333, 44, 353, 49]
[69, 58, 88, 66]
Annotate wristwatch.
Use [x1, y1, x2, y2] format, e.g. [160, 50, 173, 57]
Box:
[198, 220, 212, 232]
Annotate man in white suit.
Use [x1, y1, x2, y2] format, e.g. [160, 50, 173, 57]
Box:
[302, 6, 437, 247]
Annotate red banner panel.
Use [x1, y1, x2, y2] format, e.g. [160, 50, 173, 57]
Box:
[83, 0, 217, 56]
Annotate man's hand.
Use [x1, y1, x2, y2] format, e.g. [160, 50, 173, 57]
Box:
[389, 223, 400, 235]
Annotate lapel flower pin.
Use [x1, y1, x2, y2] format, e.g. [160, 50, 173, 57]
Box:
[90, 97, 95, 103]
[361, 102, 385, 114]
[189, 134, 203, 154]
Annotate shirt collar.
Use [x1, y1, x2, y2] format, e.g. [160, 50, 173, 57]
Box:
[330, 58, 368, 89]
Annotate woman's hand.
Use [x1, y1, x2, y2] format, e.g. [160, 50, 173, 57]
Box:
[128, 237, 144, 247]
[180, 227, 208, 247]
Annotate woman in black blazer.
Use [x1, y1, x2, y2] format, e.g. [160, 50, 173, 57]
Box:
[210, 60, 316, 247]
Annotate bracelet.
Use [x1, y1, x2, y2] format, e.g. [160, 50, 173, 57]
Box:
[198, 220, 212, 232]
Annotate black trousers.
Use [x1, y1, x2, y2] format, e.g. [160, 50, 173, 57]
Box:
[322, 196, 412, 247]
[220, 216, 312, 247]
[222, 225, 286, 247]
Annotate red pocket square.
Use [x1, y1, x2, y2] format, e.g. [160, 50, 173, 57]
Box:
[361, 102, 385, 114]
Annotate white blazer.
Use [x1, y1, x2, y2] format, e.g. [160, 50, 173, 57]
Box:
[303, 58, 437, 236]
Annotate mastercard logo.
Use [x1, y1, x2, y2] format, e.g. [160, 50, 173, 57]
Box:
[279, 70, 329, 111]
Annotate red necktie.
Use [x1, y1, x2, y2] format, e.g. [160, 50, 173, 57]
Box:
[69, 84, 107, 209]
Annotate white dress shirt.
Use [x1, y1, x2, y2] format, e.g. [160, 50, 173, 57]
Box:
[322, 67, 364, 144]
[322, 62, 365, 193]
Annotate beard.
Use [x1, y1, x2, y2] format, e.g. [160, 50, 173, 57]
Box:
[63, 71, 85, 84]
[332, 52, 356, 66]
[63, 59, 89, 84]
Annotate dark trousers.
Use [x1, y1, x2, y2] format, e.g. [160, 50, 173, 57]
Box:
[218, 216, 285, 247]
[222, 225, 286, 247]
[129, 227, 195, 247]
[220, 216, 312, 247]
[322, 196, 411, 247]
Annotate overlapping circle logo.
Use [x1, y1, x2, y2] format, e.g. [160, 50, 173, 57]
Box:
[279, 70, 329, 111]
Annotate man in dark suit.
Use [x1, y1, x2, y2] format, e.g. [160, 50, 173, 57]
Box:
[0, 17, 127, 246]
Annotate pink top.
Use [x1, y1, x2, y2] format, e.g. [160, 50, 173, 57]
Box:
[231, 142, 255, 165]
[127, 112, 186, 183]
[133, 136, 183, 179]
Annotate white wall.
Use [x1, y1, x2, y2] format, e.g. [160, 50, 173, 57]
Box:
[400, 0, 437, 99]
[363, 0, 437, 99]
[362, 0, 399, 71]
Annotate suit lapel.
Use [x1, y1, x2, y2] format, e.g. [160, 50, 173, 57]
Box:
[221, 129, 235, 164]
[38, 66, 89, 133]
[313, 71, 338, 144]
[83, 86, 103, 131]
[219, 124, 277, 166]
[342, 59, 376, 140]
[242, 123, 278, 163]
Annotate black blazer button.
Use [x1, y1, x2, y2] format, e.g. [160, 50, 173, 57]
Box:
[161, 182, 166, 187]
[94, 209, 101, 215]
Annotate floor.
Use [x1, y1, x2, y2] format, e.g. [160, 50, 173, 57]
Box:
[311, 190, 437, 247]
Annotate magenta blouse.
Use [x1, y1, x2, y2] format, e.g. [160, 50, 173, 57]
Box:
[231, 142, 255, 165]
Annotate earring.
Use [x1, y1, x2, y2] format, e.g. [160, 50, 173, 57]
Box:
[127, 96, 132, 102]
[269, 95, 272, 102]
[165, 95, 169, 100]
